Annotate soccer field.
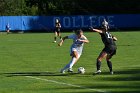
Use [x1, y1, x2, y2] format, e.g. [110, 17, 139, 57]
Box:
[0, 31, 140, 93]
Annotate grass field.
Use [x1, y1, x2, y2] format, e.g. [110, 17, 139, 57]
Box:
[0, 31, 140, 93]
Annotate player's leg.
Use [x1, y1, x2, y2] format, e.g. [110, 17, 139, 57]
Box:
[106, 55, 113, 74]
[106, 49, 116, 74]
[68, 50, 80, 72]
[60, 50, 80, 73]
[54, 31, 57, 43]
[7, 29, 10, 34]
[95, 51, 107, 74]
[57, 29, 62, 40]
[68, 47, 83, 72]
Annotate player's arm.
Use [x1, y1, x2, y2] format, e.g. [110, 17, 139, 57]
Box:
[79, 39, 89, 43]
[92, 28, 103, 33]
[112, 36, 118, 41]
[58, 36, 68, 46]
[78, 36, 89, 43]
[89, 27, 103, 33]
[59, 23, 61, 28]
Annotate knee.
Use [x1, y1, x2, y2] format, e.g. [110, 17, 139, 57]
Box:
[97, 58, 102, 62]
[74, 54, 79, 59]
[71, 51, 79, 59]
[106, 58, 109, 61]
[106, 56, 112, 61]
[71, 53, 78, 59]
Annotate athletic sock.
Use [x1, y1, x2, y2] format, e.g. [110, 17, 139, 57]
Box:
[96, 60, 101, 70]
[62, 57, 77, 71]
[60, 36, 62, 40]
[54, 37, 57, 41]
[107, 61, 112, 72]
[69, 57, 77, 69]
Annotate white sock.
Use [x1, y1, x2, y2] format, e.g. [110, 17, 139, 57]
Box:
[69, 57, 77, 69]
[62, 57, 78, 71]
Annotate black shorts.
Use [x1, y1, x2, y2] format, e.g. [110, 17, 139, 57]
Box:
[102, 45, 117, 56]
[55, 28, 60, 33]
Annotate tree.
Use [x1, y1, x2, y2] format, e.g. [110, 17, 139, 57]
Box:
[0, 0, 140, 15]
[0, 0, 30, 15]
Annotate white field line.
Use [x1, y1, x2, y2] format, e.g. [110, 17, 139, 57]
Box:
[25, 76, 107, 93]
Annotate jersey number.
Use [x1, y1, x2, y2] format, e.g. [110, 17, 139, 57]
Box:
[106, 32, 112, 39]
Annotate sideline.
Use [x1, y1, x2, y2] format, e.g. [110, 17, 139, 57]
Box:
[25, 76, 107, 93]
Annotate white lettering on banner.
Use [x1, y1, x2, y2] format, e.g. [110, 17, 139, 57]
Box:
[72, 17, 80, 28]
[53, 16, 115, 29]
[63, 17, 71, 27]
[81, 16, 88, 28]
[107, 16, 115, 28]
[98, 16, 106, 27]
[89, 16, 97, 27]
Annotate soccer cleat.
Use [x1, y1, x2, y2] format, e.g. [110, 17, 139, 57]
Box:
[94, 70, 101, 74]
[53, 41, 56, 43]
[60, 69, 65, 74]
[110, 71, 114, 75]
[68, 68, 73, 73]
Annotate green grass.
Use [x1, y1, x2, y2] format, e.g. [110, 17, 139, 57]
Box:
[0, 31, 140, 93]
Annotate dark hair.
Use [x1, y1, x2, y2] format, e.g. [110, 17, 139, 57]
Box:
[75, 29, 83, 35]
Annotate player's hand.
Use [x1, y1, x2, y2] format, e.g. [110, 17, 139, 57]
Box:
[58, 42, 62, 46]
[113, 36, 118, 41]
[58, 43, 62, 46]
[58, 40, 63, 46]
[89, 26, 94, 31]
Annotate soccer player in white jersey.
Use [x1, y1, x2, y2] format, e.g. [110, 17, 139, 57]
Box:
[58, 29, 89, 73]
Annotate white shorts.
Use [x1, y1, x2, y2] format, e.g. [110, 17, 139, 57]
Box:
[70, 47, 83, 57]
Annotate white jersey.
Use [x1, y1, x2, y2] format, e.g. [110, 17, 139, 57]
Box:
[68, 34, 87, 56]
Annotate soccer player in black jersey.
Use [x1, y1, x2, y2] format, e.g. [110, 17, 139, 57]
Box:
[54, 19, 62, 43]
[90, 21, 117, 75]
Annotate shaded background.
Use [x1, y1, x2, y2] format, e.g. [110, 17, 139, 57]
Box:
[0, 0, 140, 32]
[0, 0, 140, 15]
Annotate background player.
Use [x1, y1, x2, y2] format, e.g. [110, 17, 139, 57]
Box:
[90, 20, 117, 75]
[54, 19, 62, 43]
[58, 30, 89, 73]
[6, 23, 10, 34]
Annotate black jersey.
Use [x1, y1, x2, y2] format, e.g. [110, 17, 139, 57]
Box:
[100, 31, 116, 47]
[55, 22, 61, 28]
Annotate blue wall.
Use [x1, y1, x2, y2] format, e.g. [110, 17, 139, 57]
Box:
[0, 14, 140, 31]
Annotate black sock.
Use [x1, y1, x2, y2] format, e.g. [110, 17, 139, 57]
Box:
[54, 37, 57, 41]
[96, 60, 101, 70]
[107, 61, 112, 72]
[60, 36, 62, 39]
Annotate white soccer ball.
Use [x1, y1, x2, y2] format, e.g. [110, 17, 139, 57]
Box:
[78, 67, 85, 74]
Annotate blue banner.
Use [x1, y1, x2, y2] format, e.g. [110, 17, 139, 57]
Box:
[0, 14, 140, 31]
